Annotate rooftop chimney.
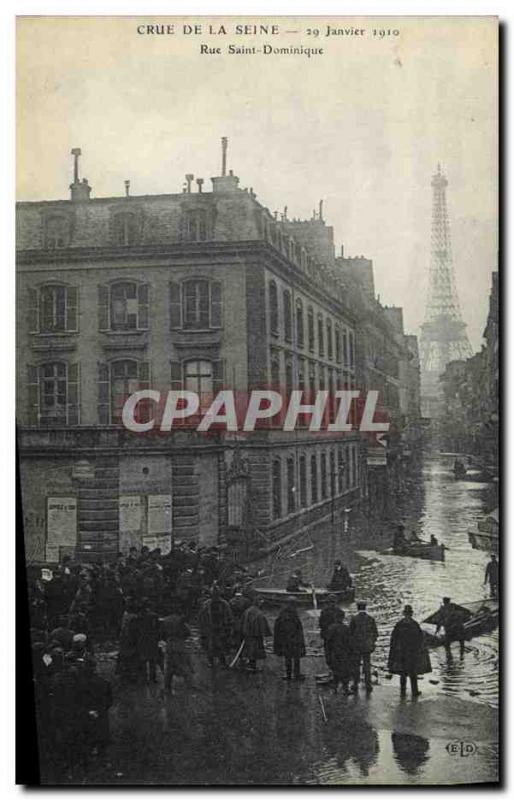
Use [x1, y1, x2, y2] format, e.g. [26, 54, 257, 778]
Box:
[221, 137, 228, 176]
[69, 147, 92, 202]
[319, 199, 324, 221]
[124, 180, 130, 197]
[211, 138, 239, 193]
[185, 174, 194, 193]
[196, 178, 204, 193]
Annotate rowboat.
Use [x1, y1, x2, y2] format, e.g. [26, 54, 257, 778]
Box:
[468, 508, 499, 554]
[422, 599, 499, 647]
[381, 542, 445, 562]
[253, 586, 355, 605]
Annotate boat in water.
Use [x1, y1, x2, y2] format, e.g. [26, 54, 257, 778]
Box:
[422, 599, 499, 647]
[468, 508, 499, 554]
[254, 586, 355, 605]
[380, 542, 445, 562]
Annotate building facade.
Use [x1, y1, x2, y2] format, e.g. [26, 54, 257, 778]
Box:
[17, 149, 368, 564]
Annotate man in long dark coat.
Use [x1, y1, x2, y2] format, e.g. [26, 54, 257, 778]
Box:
[241, 597, 271, 672]
[319, 596, 344, 663]
[327, 561, 352, 591]
[273, 600, 306, 681]
[324, 609, 356, 693]
[198, 587, 233, 667]
[388, 604, 431, 697]
[160, 611, 194, 691]
[349, 601, 378, 693]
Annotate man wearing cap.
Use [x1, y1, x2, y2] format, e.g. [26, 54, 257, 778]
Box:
[349, 601, 378, 693]
[484, 554, 499, 600]
[388, 605, 431, 697]
[435, 597, 466, 653]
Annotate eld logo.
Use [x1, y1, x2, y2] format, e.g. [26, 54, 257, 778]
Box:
[446, 741, 477, 757]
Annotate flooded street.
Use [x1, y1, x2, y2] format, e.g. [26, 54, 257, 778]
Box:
[73, 455, 498, 786]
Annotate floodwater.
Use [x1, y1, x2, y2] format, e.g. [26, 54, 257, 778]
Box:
[277, 454, 499, 710]
[73, 455, 499, 786]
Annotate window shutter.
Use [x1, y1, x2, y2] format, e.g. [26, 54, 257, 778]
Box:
[28, 288, 39, 333]
[67, 362, 80, 425]
[138, 284, 149, 330]
[138, 360, 151, 423]
[138, 360, 150, 388]
[170, 361, 183, 391]
[27, 365, 39, 425]
[213, 359, 224, 394]
[66, 286, 78, 332]
[210, 281, 223, 328]
[98, 362, 110, 424]
[169, 282, 182, 330]
[98, 285, 109, 331]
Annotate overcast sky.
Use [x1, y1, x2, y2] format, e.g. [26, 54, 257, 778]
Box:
[17, 16, 497, 350]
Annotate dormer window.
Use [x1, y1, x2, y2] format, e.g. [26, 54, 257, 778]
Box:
[112, 212, 140, 246]
[44, 215, 71, 249]
[182, 208, 212, 242]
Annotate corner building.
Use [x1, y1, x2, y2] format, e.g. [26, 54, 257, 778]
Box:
[17, 150, 365, 563]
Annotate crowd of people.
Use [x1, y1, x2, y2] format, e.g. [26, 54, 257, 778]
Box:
[27, 541, 256, 777]
[28, 542, 476, 778]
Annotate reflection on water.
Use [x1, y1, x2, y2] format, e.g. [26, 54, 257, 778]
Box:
[265, 457, 498, 709]
[391, 732, 429, 776]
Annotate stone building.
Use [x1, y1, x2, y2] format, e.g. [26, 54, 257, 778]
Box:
[17, 145, 367, 564]
[439, 271, 499, 465]
[333, 251, 422, 512]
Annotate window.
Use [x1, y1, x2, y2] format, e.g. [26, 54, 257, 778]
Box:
[98, 281, 149, 332]
[170, 359, 224, 400]
[328, 369, 335, 422]
[308, 307, 315, 352]
[44, 216, 70, 249]
[169, 280, 222, 330]
[269, 281, 279, 335]
[311, 454, 318, 504]
[28, 362, 80, 426]
[285, 358, 293, 398]
[287, 457, 296, 514]
[182, 208, 211, 242]
[272, 459, 282, 519]
[320, 452, 327, 499]
[330, 450, 336, 497]
[298, 358, 306, 394]
[31, 284, 78, 334]
[184, 359, 213, 399]
[309, 361, 316, 399]
[338, 448, 345, 493]
[98, 359, 150, 425]
[112, 212, 140, 246]
[349, 331, 355, 368]
[352, 445, 359, 486]
[299, 455, 307, 508]
[335, 326, 342, 364]
[319, 365, 326, 392]
[327, 319, 333, 360]
[296, 299, 304, 348]
[283, 290, 293, 342]
[318, 314, 325, 357]
[270, 351, 281, 389]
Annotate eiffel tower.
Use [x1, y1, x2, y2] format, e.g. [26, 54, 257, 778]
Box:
[420, 165, 472, 418]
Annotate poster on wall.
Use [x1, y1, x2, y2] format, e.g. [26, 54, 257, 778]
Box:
[119, 495, 143, 554]
[146, 495, 172, 553]
[46, 497, 77, 562]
